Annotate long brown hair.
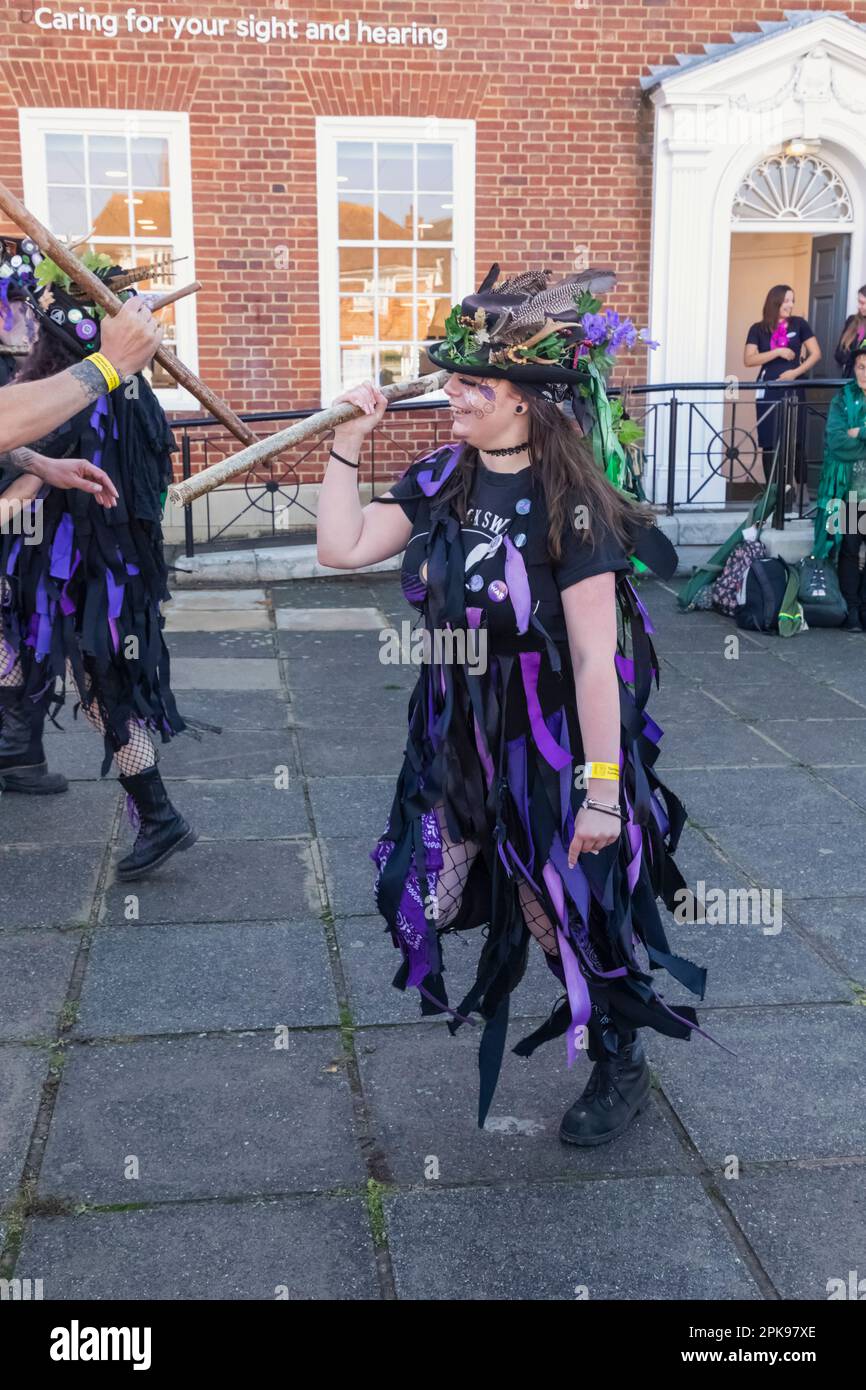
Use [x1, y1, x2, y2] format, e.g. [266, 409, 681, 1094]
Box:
[840, 285, 866, 351]
[429, 391, 653, 561]
[761, 285, 794, 332]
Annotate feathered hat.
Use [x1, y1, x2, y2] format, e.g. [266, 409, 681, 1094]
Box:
[29, 250, 163, 355]
[0, 235, 44, 330]
[426, 262, 658, 482]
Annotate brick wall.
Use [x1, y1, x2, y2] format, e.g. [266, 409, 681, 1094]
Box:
[2, 0, 865, 487]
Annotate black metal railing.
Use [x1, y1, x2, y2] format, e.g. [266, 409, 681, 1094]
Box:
[171, 377, 852, 557]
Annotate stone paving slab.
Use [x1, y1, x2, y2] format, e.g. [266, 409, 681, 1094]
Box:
[671, 766, 855, 829]
[356, 1022, 692, 1185]
[169, 657, 283, 691]
[308, 775, 399, 839]
[162, 631, 277, 658]
[164, 609, 271, 633]
[319, 835, 378, 917]
[722, 1166, 866, 1301]
[153, 690, 291, 733]
[335, 916, 559, 1027]
[101, 840, 320, 925]
[657, 719, 791, 769]
[16, 734, 109, 782]
[276, 606, 389, 631]
[697, 667, 861, 723]
[166, 588, 269, 611]
[783, 896, 866, 981]
[38, 1032, 365, 1204]
[0, 781, 119, 845]
[76, 921, 339, 1036]
[156, 731, 299, 781]
[0, 930, 80, 1041]
[815, 765, 866, 812]
[0, 1045, 50, 1202]
[271, 578, 385, 609]
[16, 1195, 379, 1300]
[296, 726, 407, 777]
[289, 682, 416, 730]
[0, 846, 102, 930]
[113, 778, 309, 842]
[647, 1004, 866, 1164]
[384, 1178, 760, 1300]
[709, 821, 866, 896]
[757, 719, 866, 764]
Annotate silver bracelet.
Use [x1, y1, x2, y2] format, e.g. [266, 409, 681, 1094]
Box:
[581, 797, 625, 820]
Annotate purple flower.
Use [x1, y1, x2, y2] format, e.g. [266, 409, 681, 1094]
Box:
[638, 327, 660, 350]
[580, 312, 608, 345]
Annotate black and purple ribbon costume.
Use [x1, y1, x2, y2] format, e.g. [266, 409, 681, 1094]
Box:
[370, 443, 710, 1126]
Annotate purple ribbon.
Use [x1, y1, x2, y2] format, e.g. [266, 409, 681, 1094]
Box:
[416, 443, 462, 496]
[503, 534, 530, 634]
[49, 514, 75, 581]
[518, 651, 572, 771]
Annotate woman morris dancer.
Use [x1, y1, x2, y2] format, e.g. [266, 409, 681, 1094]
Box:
[0, 253, 197, 878]
[317, 263, 710, 1143]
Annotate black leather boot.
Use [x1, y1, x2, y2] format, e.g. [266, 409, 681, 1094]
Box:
[844, 604, 862, 632]
[0, 689, 68, 794]
[559, 1033, 651, 1146]
[117, 765, 197, 880]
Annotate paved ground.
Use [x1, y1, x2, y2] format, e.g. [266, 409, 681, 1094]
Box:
[1, 573, 865, 1300]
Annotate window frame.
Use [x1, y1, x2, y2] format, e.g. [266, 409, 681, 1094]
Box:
[19, 107, 199, 412]
[316, 115, 475, 406]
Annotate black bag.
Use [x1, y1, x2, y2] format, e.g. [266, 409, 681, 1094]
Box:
[797, 555, 846, 628]
[735, 556, 791, 632]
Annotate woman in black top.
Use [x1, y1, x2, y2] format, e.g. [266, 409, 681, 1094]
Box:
[317, 264, 707, 1144]
[744, 284, 821, 493]
[834, 285, 866, 379]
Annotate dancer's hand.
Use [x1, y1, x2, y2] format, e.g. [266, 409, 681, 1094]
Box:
[776, 368, 798, 382]
[101, 296, 164, 377]
[331, 381, 388, 451]
[24, 453, 119, 507]
[775, 347, 796, 361]
[568, 804, 620, 867]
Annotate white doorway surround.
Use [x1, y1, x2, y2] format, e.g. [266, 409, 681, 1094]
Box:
[644, 10, 866, 507]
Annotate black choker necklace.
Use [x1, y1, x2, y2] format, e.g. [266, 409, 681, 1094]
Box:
[481, 442, 530, 457]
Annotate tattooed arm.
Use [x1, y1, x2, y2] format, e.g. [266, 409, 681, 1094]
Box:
[0, 439, 118, 506]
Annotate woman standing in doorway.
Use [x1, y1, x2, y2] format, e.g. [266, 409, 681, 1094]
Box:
[744, 284, 821, 498]
[834, 285, 866, 379]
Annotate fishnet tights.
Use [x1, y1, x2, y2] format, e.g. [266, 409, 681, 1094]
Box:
[429, 799, 560, 957]
[0, 639, 156, 775]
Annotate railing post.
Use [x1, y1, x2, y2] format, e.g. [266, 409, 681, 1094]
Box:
[665, 393, 678, 516]
[181, 432, 194, 558]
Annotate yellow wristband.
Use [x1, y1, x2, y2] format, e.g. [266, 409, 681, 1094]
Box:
[88, 352, 121, 392]
[584, 761, 620, 782]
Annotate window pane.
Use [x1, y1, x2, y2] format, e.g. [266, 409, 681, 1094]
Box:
[378, 193, 413, 240]
[91, 188, 132, 238]
[130, 136, 169, 187]
[47, 186, 89, 239]
[339, 246, 374, 294]
[379, 294, 414, 341]
[341, 345, 375, 389]
[418, 143, 452, 192]
[418, 297, 450, 340]
[377, 143, 413, 192]
[132, 189, 172, 237]
[417, 194, 452, 241]
[376, 248, 413, 295]
[379, 344, 417, 386]
[83, 243, 130, 270]
[338, 191, 374, 239]
[340, 295, 374, 339]
[89, 134, 128, 186]
[45, 132, 85, 183]
[337, 142, 373, 190]
[417, 248, 451, 296]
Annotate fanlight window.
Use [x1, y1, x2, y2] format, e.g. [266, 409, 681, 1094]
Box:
[733, 154, 852, 222]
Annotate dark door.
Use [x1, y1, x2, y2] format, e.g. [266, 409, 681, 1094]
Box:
[805, 233, 851, 490]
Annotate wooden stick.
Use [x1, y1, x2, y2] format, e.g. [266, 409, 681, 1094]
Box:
[168, 370, 449, 507]
[0, 183, 257, 448]
[141, 281, 202, 312]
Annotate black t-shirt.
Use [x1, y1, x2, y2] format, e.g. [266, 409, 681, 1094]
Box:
[384, 451, 631, 647]
[746, 315, 814, 382]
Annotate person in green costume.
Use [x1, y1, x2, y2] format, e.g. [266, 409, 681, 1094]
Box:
[813, 342, 866, 630]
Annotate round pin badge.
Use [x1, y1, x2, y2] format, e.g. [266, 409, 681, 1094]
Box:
[9, 255, 22, 268]
[467, 573, 484, 592]
[21, 240, 36, 255]
[514, 533, 527, 548]
[487, 580, 508, 603]
[76, 318, 98, 342]
[419, 560, 428, 583]
[67, 308, 83, 323]
[515, 498, 531, 515]
[50, 308, 66, 324]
